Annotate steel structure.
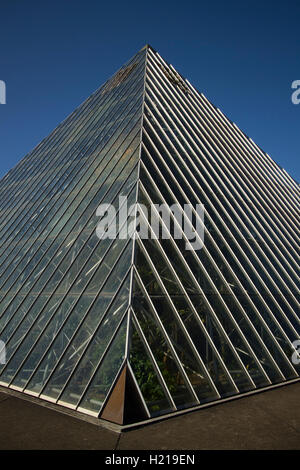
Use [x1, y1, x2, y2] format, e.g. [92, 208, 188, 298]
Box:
[0, 45, 299, 427]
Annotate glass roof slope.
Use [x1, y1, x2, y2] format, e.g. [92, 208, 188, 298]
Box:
[0, 45, 298, 427]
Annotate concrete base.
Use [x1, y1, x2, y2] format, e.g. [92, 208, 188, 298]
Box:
[0, 381, 299, 450]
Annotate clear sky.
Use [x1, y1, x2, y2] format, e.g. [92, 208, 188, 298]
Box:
[0, 0, 299, 182]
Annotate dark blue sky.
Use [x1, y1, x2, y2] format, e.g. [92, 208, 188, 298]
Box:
[0, 0, 299, 182]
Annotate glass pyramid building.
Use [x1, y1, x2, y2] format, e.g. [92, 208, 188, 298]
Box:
[0, 45, 299, 428]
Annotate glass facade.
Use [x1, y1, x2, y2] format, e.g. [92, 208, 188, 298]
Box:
[0, 45, 298, 425]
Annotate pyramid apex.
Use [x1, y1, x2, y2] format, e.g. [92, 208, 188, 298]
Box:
[140, 43, 156, 52]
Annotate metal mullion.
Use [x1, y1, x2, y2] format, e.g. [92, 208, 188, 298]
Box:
[197, 90, 300, 211]
[215, 105, 300, 208]
[234, 125, 300, 203]
[156, 51, 300, 210]
[76, 308, 130, 413]
[139, 159, 257, 386]
[0, 130, 140, 335]
[148, 54, 300, 249]
[138, 185, 268, 386]
[39, 266, 132, 401]
[0, 78, 142, 258]
[0, 63, 145, 253]
[146, 62, 300, 287]
[4, 195, 135, 391]
[142, 124, 299, 362]
[189, 75, 298, 197]
[0, 81, 145, 272]
[280, 168, 300, 196]
[136, 229, 224, 396]
[0, 88, 144, 295]
[0, 154, 138, 345]
[153, 65, 300, 253]
[0, 47, 145, 212]
[143, 112, 300, 336]
[1, 188, 135, 383]
[53, 269, 131, 402]
[185, 87, 300, 247]
[87, 359, 127, 416]
[0, 72, 114, 221]
[139, 166, 286, 381]
[0, 51, 146, 233]
[198, 107, 300, 243]
[0, 95, 143, 277]
[158, 47, 298, 207]
[0, 43, 123, 192]
[145, 68, 300, 275]
[141, 133, 298, 374]
[126, 359, 151, 419]
[144, 90, 300, 318]
[0, 152, 138, 340]
[10, 234, 133, 392]
[184, 84, 300, 233]
[125, 266, 134, 360]
[230, 120, 299, 213]
[131, 311, 177, 411]
[132, 267, 200, 404]
[85, 350, 150, 420]
[126, 49, 148, 359]
[0, 88, 98, 210]
[149, 53, 300, 248]
[181, 69, 300, 214]
[0, 155, 139, 350]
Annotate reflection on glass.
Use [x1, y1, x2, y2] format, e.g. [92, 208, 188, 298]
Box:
[78, 317, 128, 414]
[129, 319, 174, 416]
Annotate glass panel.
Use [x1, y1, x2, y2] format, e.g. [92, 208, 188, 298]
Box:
[0, 181, 136, 386]
[41, 274, 131, 400]
[134, 234, 237, 396]
[135, 243, 219, 399]
[140, 144, 279, 388]
[0, 47, 146, 257]
[23, 240, 133, 395]
[146, 58, 299, 290]
[0, 153, 138, 341]
[77, 317, 128, 414]
[132, 275, 197, 410]
[129, 319, 174, 416]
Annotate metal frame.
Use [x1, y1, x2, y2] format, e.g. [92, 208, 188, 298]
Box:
[132, 267, 200, 404]
[136, 185, 268, 386]
[40, 268, 133, 403]
[0, 139, 140, 348]
[0, 53, 145, 252]
[0, 48, 146, 215]
[167, 58, 300, 243]
[0, 176, 138, 387]
[138, 173, 287, 382]
[140, 125, 297, 377]
[142, 115, 299, 358]
[130, 311, 176, 411]
[76, 312, 129, 415]
[138, 158, 289, 379]
[0, 67, 145, 292]
[146, 54, 299, 309]
[145, 65, 300, 298]
[0, 44, 298, 425]
[125, 45, 149, 359]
